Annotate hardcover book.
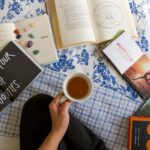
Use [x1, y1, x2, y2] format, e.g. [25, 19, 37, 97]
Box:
[136, 97, 150, 117]
[103, 32, 150, 99]
[128, 116, 150, 150]
[0, 41, 42, 112]
[0, 14, 58, 64]
[46, 0, 138, 49]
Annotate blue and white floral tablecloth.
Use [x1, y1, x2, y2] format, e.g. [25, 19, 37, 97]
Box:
[0, 0, 150, 150]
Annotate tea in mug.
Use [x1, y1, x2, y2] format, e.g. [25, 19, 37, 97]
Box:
[67, 76, 90, 99]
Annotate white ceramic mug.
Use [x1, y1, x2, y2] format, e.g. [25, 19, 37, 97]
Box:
[60, 72, 93, 103]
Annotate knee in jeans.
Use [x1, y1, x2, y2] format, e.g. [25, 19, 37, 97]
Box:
[22, 94, 53, 111]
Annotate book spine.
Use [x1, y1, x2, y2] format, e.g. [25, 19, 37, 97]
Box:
[128, 117, 132, 150]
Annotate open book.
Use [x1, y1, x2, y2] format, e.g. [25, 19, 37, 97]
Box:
[46, 0, 138, 49]
[103, 32, 150, 100]
[0, 14, 58, 64]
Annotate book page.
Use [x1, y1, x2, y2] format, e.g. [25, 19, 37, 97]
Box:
[0, 23, 16, 51]
[54, 0, 96, 47]
[88, 0, 138, 43]
[15, 14, 58, 64]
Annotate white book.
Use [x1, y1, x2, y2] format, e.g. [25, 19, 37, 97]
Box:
[0, 14, 58, 64]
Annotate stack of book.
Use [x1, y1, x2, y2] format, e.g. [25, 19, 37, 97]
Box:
[102, 31, 150, 150]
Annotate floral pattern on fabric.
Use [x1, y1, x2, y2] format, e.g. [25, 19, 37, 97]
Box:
[0, 0, 150, 101]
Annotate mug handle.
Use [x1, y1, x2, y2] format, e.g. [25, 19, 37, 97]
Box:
[60, 96, 68, 103]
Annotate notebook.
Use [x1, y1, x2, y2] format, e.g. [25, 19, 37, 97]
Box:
[0, 41, 42, 112]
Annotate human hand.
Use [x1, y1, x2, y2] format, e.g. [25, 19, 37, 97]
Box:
[49, 93, 71, 141]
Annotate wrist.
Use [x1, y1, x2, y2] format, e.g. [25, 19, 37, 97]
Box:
[50, 130, 64, 143]
[39, 131, 62, 150]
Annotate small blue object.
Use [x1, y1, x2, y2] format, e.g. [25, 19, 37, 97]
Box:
[28, 33, 35, 39]
[16, 34, 22, 39]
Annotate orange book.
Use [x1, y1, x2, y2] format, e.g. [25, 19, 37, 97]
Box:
[128, 116, 150, 150]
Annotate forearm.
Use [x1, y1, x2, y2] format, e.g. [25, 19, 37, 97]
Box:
[39, 131, 62, 150]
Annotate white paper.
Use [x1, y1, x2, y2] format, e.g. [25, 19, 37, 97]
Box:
[55, 0, 95, 46]
[89, 0, 138, 42]
[0, 23, 16, 51]
[16, 14, 58, 64]
[103, 32, 143, 74]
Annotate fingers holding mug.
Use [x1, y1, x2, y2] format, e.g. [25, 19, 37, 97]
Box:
[60, 95, 68, 103]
